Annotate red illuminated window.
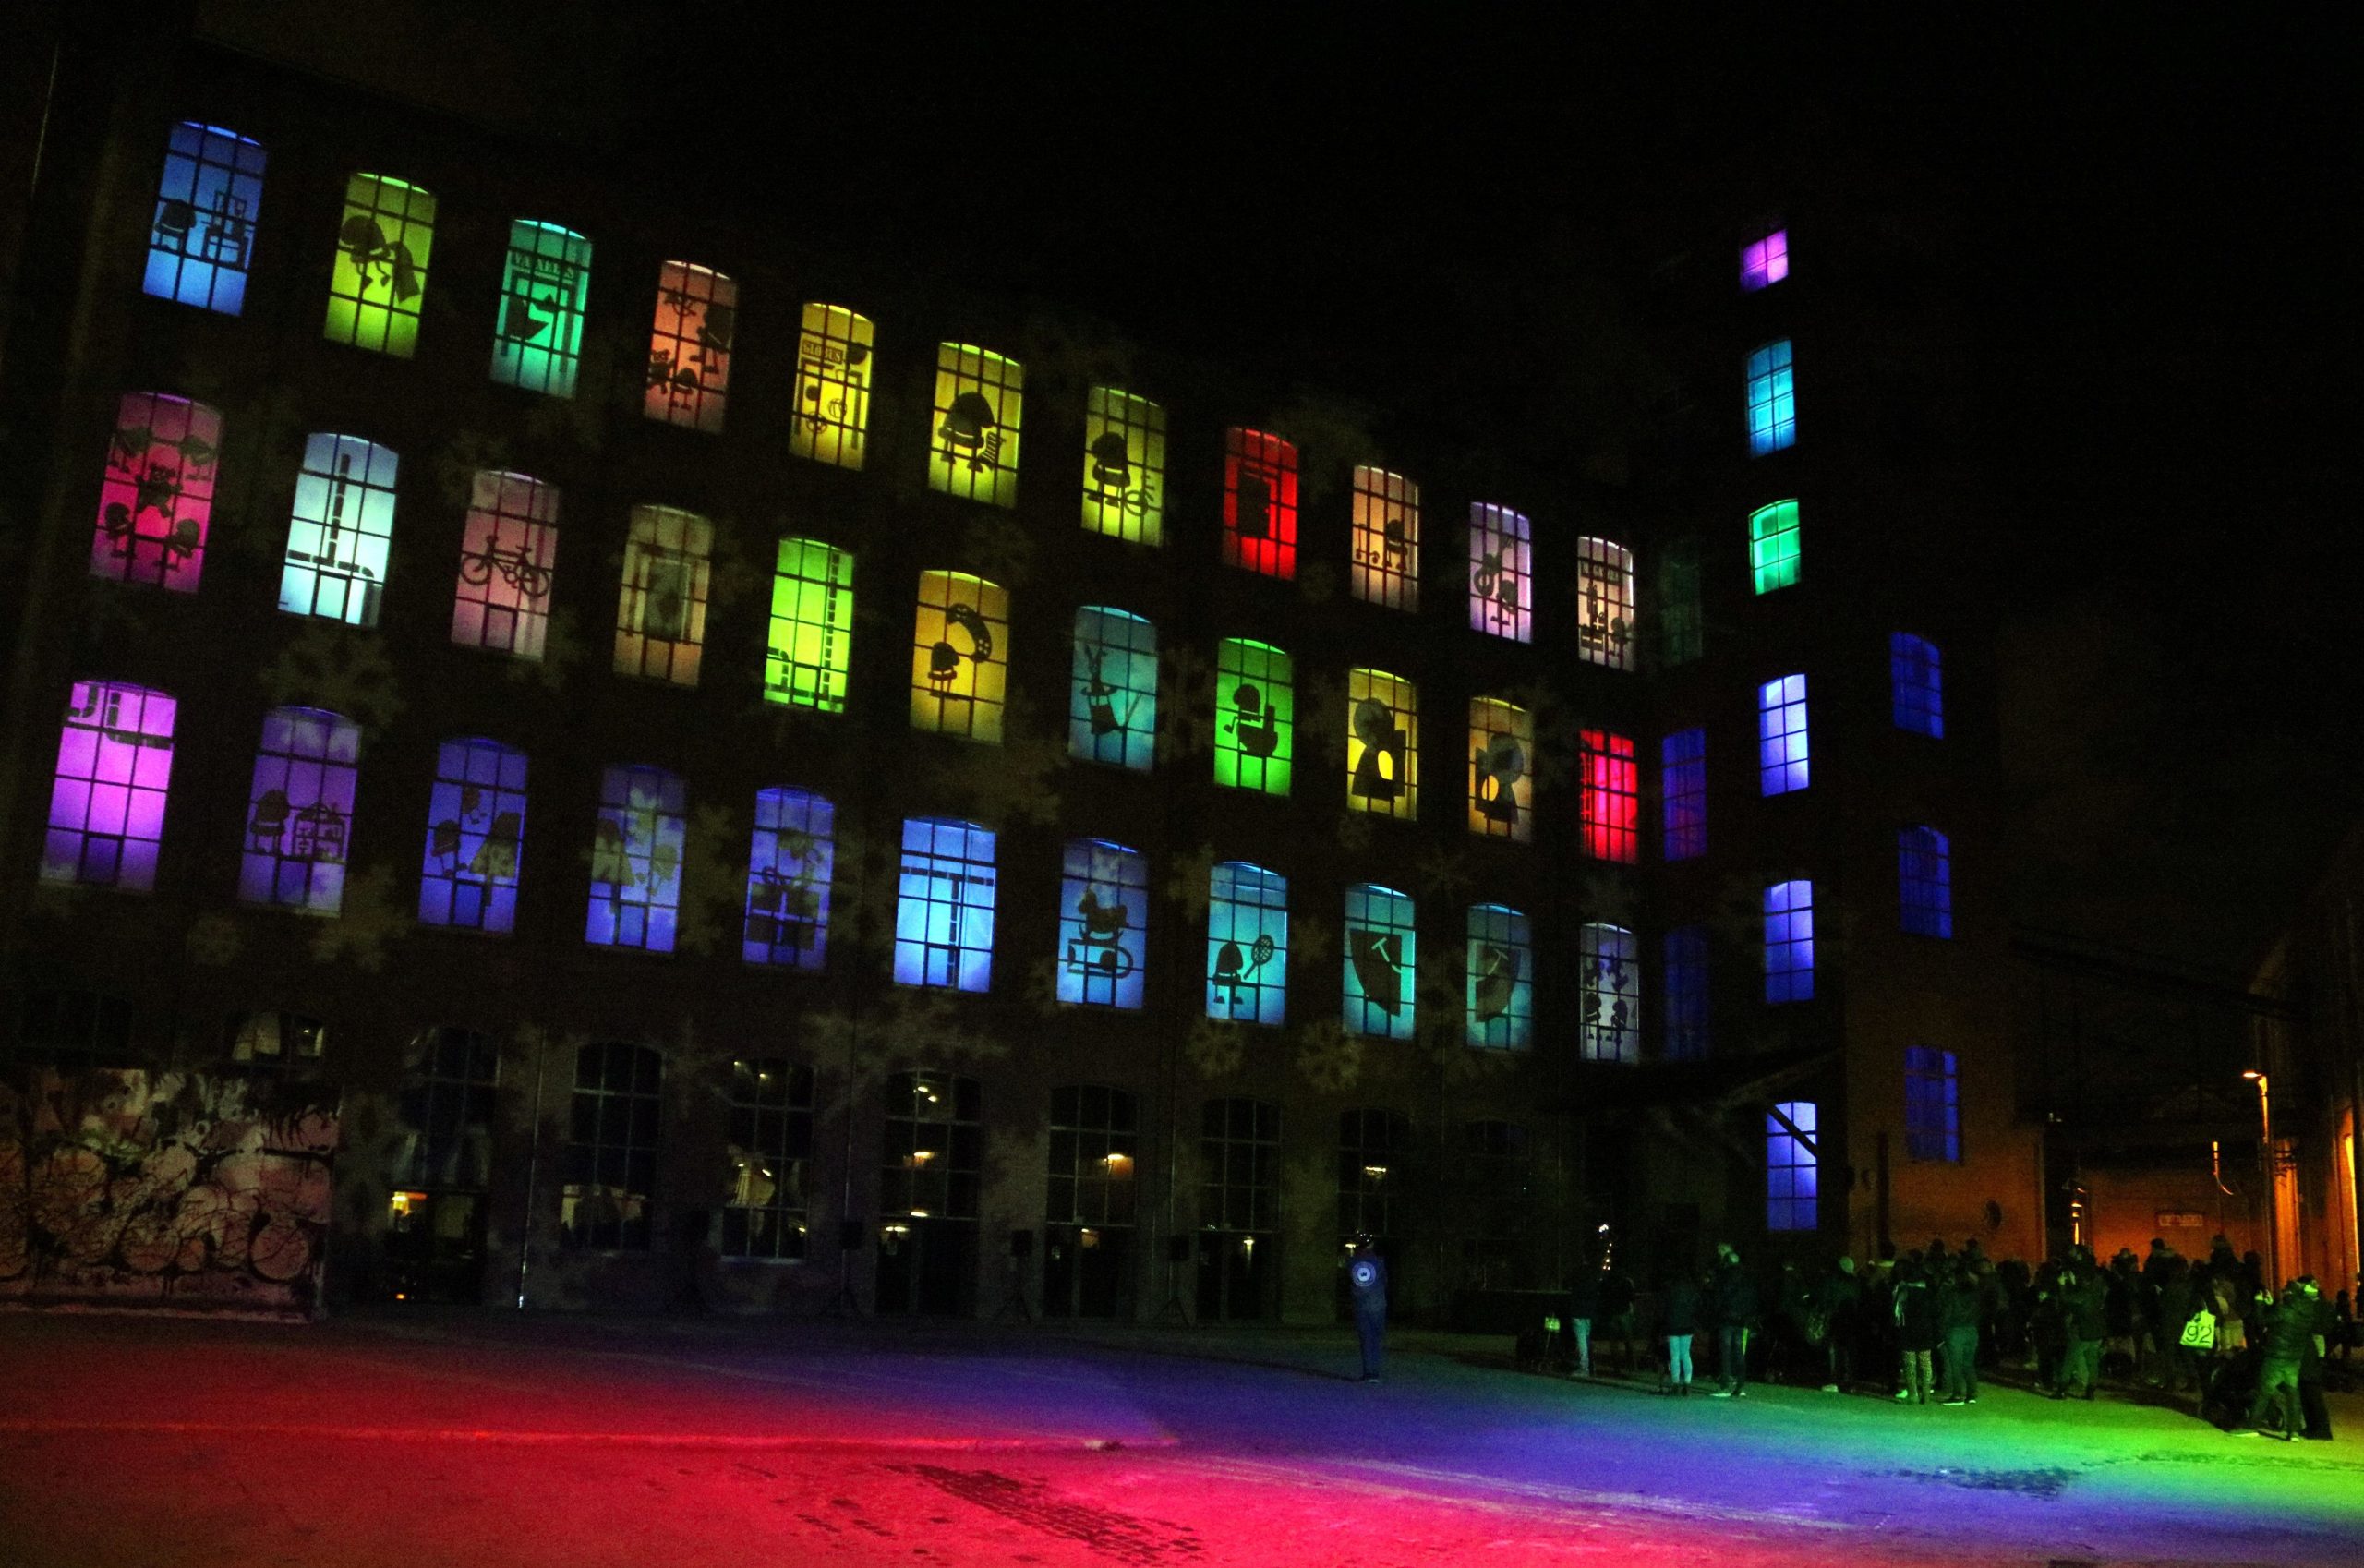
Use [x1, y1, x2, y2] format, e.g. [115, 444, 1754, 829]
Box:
[1581, 730, 1637, 863]
[1222, 428, 1297, 580]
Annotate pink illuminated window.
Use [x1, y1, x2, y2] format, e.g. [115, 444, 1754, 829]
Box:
[452, 470, 560, 659]
[644, 261, 735, 432]
[1742, 229, 1789, 291]
[42, 681, 175, 891]
[91, 392, 220, 591]
[1223, 428, 1297, 579]
[1581, 729, 1637, 863]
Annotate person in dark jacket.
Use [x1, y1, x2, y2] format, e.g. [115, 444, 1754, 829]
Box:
[2155, 1258, 2202, 1399]
[1566, 1255, 1602, 1380]
[1598, 1261, 1638, 1376]
[1348, 1235, 1388, 1382]
[1707, 1244, 1758, 1397]
[1815, 1257, 1863, 1392]
[2241, 1280, 2317, 1438]
[1660, 1267, 1702, 1396]
[1938, 1261, 1983, 1405]
[1893, 1258, 1938, 1405]
[2295, 1278, 2335, 1441]
[2055, 1251, 2108, 1399]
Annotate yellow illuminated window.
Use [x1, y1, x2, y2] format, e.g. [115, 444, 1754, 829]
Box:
[1468, 698, 1532, 842]
[1351, 466, 1418, 611]
[790, 303, 874, 468]
[614, 505, 712, 686]
[1347, 669, 1417, 820]
[911, 571, 1009, 742]
[930, 344, 1023, 507]
[644, 261, 736, 433]
[324, 173, 433, 356]
[1081, 387, 1165, 544]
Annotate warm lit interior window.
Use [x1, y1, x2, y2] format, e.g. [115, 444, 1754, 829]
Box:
[1214, 638, 1293, 796]
[930, 344, 1024, 507]
[1750, 500, 1801, 593]
[1748, 339, 1796, 455]
[723, 1057, 814, 1260]
[1467, 698, 1532, 842]
[418, 738, 526, 935]
[1580, 923, 1639, 1063]
[1058, 839, 1148, 1010]
[279, 433, 397, 627]
[614, 505, 713, 686]
[1757, 673, 1810, 794]
[92, 392, 219, 591]
[745, 787, 833, 971]
[1468, 503, 1531, 642]
[491, 220, 593, 397]
[644, 261, 736, 432]
[911, 571, 1009, 742]
[790, 304, 874, 469]
[1764, 880, 1815, 1003]
[1351, 466, 1419, 611]
[766, 537, 855, 714]
[1580, 730, 1637, 863]
[894, 818, 997, 992]
[1070, 607, 1156, 770]
[42, 681, 175, 892]
[1576, 537, 1636, 670]
[1661, 728, 1706, 861]
[1343, 883, 1416, 1041]
[1207, 862, 1287, 1025]
[1081, 388, 1166, 545]
[240, 706, 359, 915]
[586, 765, 687, 953]
[1742, 228, 1790, 291]
[1466, 904, 1532, 1050]
[325, 173, 433, 356]
[1347, 669, 1417, 820]
[1222, 428, 1298, 580]
[452, 470, 559, 659]
[145, 123, 264, 314]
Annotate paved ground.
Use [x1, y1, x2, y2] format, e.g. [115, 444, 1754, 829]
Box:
[1, 1309, 2359, 1567]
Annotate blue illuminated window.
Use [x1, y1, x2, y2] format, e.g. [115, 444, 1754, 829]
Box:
[1662, 728, 1706, 860]
[1900, 826, 1952, 938]
[1767, 1100, 1818, 1231]
[1748, 339, 1796, 455]
[418, 738, 526, 934]
[1742, 229, 1789, 292]
[145, 123, 265, 314]
[895, 818, 996, 992]
[1892, 633, 1944, 737]
[1207, 862, 1287, 1025]
[1070, 607, 1157, 770]
[1466, 904, 1532, 1050]
[1905, 1046, 1960, 1163]
[1757, 674, 1808, 795]
[586, 766, 685, 953]
[1343, 884, 1416, 1041]
[1664, 925, 1708, 1060]
[1058, 839, 1147, 1009]
[1580, 923, 1639, 1063]
[1764, 880, 1815, 1003]
[744, 788, 833, 970]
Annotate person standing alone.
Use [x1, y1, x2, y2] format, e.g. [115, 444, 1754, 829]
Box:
[1349, 1235, 1388, 1382]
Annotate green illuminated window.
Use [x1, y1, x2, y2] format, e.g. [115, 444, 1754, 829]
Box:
[324, 173, 433, 357]
[911, 571, 1008, 742]
[1347, 669, 1417, 820]
[614, 506, 712, 686]
[490, 220, 592, 397]
[1750, 501, 1800, 594]
[930, 344, 1023, 507]
[766, 537, 854, 714]
[790, 304, 874, 469]
[1081, 387, 1165, 544]
[1214, 638, 1292, 796]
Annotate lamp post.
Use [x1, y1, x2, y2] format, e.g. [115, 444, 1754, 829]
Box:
[2243, 1069, 2272, 1286]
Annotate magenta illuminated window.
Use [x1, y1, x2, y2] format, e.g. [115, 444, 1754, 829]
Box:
[1580, 730, 1637, 863]
[240, 707, 359, 914]
[42, 681, 175, 891]
[1742, 229, 1790, 291]
[451, 470, 560, 659]
[91, 392, 220, 591]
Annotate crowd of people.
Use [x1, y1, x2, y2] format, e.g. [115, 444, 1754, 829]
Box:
[1552, 1235, 2356, 1440]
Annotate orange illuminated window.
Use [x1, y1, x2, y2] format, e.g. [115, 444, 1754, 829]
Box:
[643, 261, 735, 432]
[1350, 466, 1418, 610]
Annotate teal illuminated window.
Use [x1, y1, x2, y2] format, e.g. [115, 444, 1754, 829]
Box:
[325, 173, 432, 356]
[1070, 607, 1157, 770]
[586, 765, 686, 953]
[1214, 638, 1292, 795]
[1892, 633, 1943, 737]
[1764, 881, 1814, 1003]
[491, 221, 592, 397]
[1343, 884, 1415, 1041]
[280, 433, 397, 627]
[1767, 1101, 1817, 1230]
[1748, 340, 1796, 455]
[1466, 904, 1531, 1050]
[1900, 826, 1952, 938]
[1057, 839, 1147, 1009]
[1580, 923, 1638, 1063]
[1757, 674, 1808, 794]
[1662, 729, 1706, 861]
[766, 537, 854, 713]
[895, 818, 996, 992]
[1905, 1047, 1960, 1163]
[1207, 862, 1286, 1025]
[145, 123, 264, 314]
[1664, 925, 1708, 1060]
[1750, 501, 1800, 593]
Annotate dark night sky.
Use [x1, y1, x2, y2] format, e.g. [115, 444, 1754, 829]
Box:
[211, 5, 2361, 971]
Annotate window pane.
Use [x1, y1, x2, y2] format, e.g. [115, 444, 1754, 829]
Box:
[1664, 925, 1708, 1060]
[145, 123, 263, 314]
[1905, 1047, 1961, 1163]
[1081, 388, 1165, 544]
[1576, 538, 1635, 670]
[1466, 904, 1532, 1050]
[1580, 923, 1638, 1063]
[1215, 639, 1292, 795]
[1351, 467, 1418, 611]
[1058, 840, 1148, 1009]
[1347, 669, 1417, 820]
[1208, 862, 1287, 1025]
[325, 173, 433, 356]
[746, 788, 833, 970]
[1343, 884, 1415, 1041]
[240, 707, 359, 914]
[1748, 339, 1797, 455]
[92, 392, 220, 592]
[1468, 698, 1532, 842]
[615, 506, 713, 686]
[930, 344, 1023, 507]
[1764, 881, 1815, 1004]
[1658, 538, 1703, 667]
[452, 471, 559, 659]
[418, 739, 526, 934]
[562, 1043, 659, 1250]
[1750, 501, 1801, 594]
[586, 766, 687, 954]
[1223, 428, 1297, 580]
[491, 220, 592, 397]
[911, 572, 1009, 742]
[790, 304, 874, 469]
[1900, 826, 1953, 938]
[1767, 1101, 1818, 1230]
[1468, 503, 1531, 642]
[1892, 633, 1944, 737]
[894, 819, 996, 992]
[1661, 728, 1706, 861]
[280, 433, 397, 627]
[42, 681, 175, 892]
[1741, 229, 1790, 291]
[1070, 607, 1156, 770]
[766, 537, 855, 713]
[1580, 730, 1637, 863]
[1757, 674, 1809, 795]
[642, 261, 735, 431]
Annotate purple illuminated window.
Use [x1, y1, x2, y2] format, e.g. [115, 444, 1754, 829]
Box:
[42, 681, 175, 891]
[1742, 229, 1789, 291]
[240, 707, 359, 914]
[91, 392, 220, 591]
[419, 738, 527, 934]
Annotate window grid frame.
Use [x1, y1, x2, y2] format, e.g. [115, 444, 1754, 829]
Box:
[1350, 466, 1419, 611]
[1900, 825, 1954, 939]
[93, 391, 221, 591]
[1741, 229, 1791, 291]
[1767, 1099, 1818, 1232]
[643, 259, 737, 433]
[451, 469, 560, 660]
[490, 219, 592, 398]
[929, 344, 1024, 507]
[1080, 387, 1167, 545]
[279, 432, 398, 628]
[1748, 338, 1797, 455]
[239, 706, 360, 915]
[1579, 923, 1640, 1064]
[1664, 925, 1709, 1061]
[1222, 428, 1298, 580]
[722, 1057, 814, 1260]
[418, 737, 527, 935]
[1048, 1085, 1140, 1227]
[1467, 698, 1533, 842]
[614, 504, 715, 687]
[744, 787, 834, 971]
[1904, 1046, 1962, 1164]
[789, 303, 875, 469]
[145, 122, 265, 315]
[1346, 668, 1418, 821]
[585, 765, 688, 954]
[1892, 633, 1945, 737]
[1576, 537, 1637, 671]
[1661, 728, 1707, 862]
[42, 681, 175, 893]
[1467, 502, 1532, 643]
[1057, 838, 1149, 1010]
[1764, 880, 1815, 1004]
[1070, 607, 1157, 771]
[561, 1041, 660, 1251]
[1200, 1096, 1281, 1234]
[1750, 500, 1801, 594]
[766, 537, 855, 713]
[1465, 903, 1533, 1051]
[324, 171, 434, 357]
[1207, 862, 1288, 1026]
[894, 818, 997, 993]
[1580, 729, 1638, 863]
[1757, 673, 1810, 795]
[911, 571, 1009, 742]
[1214, 638, 1293, 796]
[1342, 883, 1417, 1041]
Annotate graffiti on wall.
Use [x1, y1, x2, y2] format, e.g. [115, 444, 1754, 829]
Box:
[0, 1068, 339, 1316]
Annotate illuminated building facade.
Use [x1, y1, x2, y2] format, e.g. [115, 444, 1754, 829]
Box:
[0, 30, 2037, 1321]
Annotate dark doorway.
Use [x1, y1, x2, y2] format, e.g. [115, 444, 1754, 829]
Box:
[875, 1215, 978, 1317]
[1044, 1224, 1134, 1319]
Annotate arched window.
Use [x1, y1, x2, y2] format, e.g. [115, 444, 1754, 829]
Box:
[930, 344, 1023, 506]
[1900, 826, 1953, 938]
[1214, 638, 1292, 795]
[586, 766, 687, 954]
[644, 261, 736, 431]
[279, 433, 397, 627]
[1058, 839, 1147, 1009]
[392, 1026, 498, 1221]
[1200, 1097, 1281, 1235]
[1758, 673, 1810, 794]
[883, 1071, 983, 1218]
[790, 303, 874, 468]
[615, 505, 713, 686]
[1468, 503, 1531, 642]
[1346, 669, 1417, 819]
[1222, 428, 1297, 579]
[744, 788, 833, 970]
[1081, 388, 1165, 544]
[1069, 607, 1156, 770]
[723, 1057, 814, 1260]
[1748, 339, 1796, 454]
[1750, 500, 1801, 593]
[42, 681, 175, 891]
[1466, 904, 1532, 1050]
[1576, 537, 1635, 670]
[1467, 698, 1532, 841]
[766, 537, 854, 713]
[1767, 1101, 1818, 1231]
[240, 706, 359, 914]
[1351, 467, 1418, 611]
[1049, 1088, 1140, 1318]
[325, 173, 433, 356]
[1764, 880, 1815, 1003]
[911, 572, 1008, 742]
[895, 818, 996, 992]
[452, 470, 559, 659]
[144, 123, 264, 314]
[1892, 633, 1944, 737]
[418, 739, 526, 934]
[1343, 884, 1416, 1040]
[1207, 862, 1287, 1024]
[490, 220, 592, 397]
[1339, 1108, 1412, 1243]
[561, 1042, 660, 1250]
[1462, 1119, 1535, 1288]
[1579, 923, 1639, 1063]
[92, 392, 220, 591]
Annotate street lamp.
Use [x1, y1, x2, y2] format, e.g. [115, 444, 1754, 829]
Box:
[2243, 1069, 2273, 1286]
